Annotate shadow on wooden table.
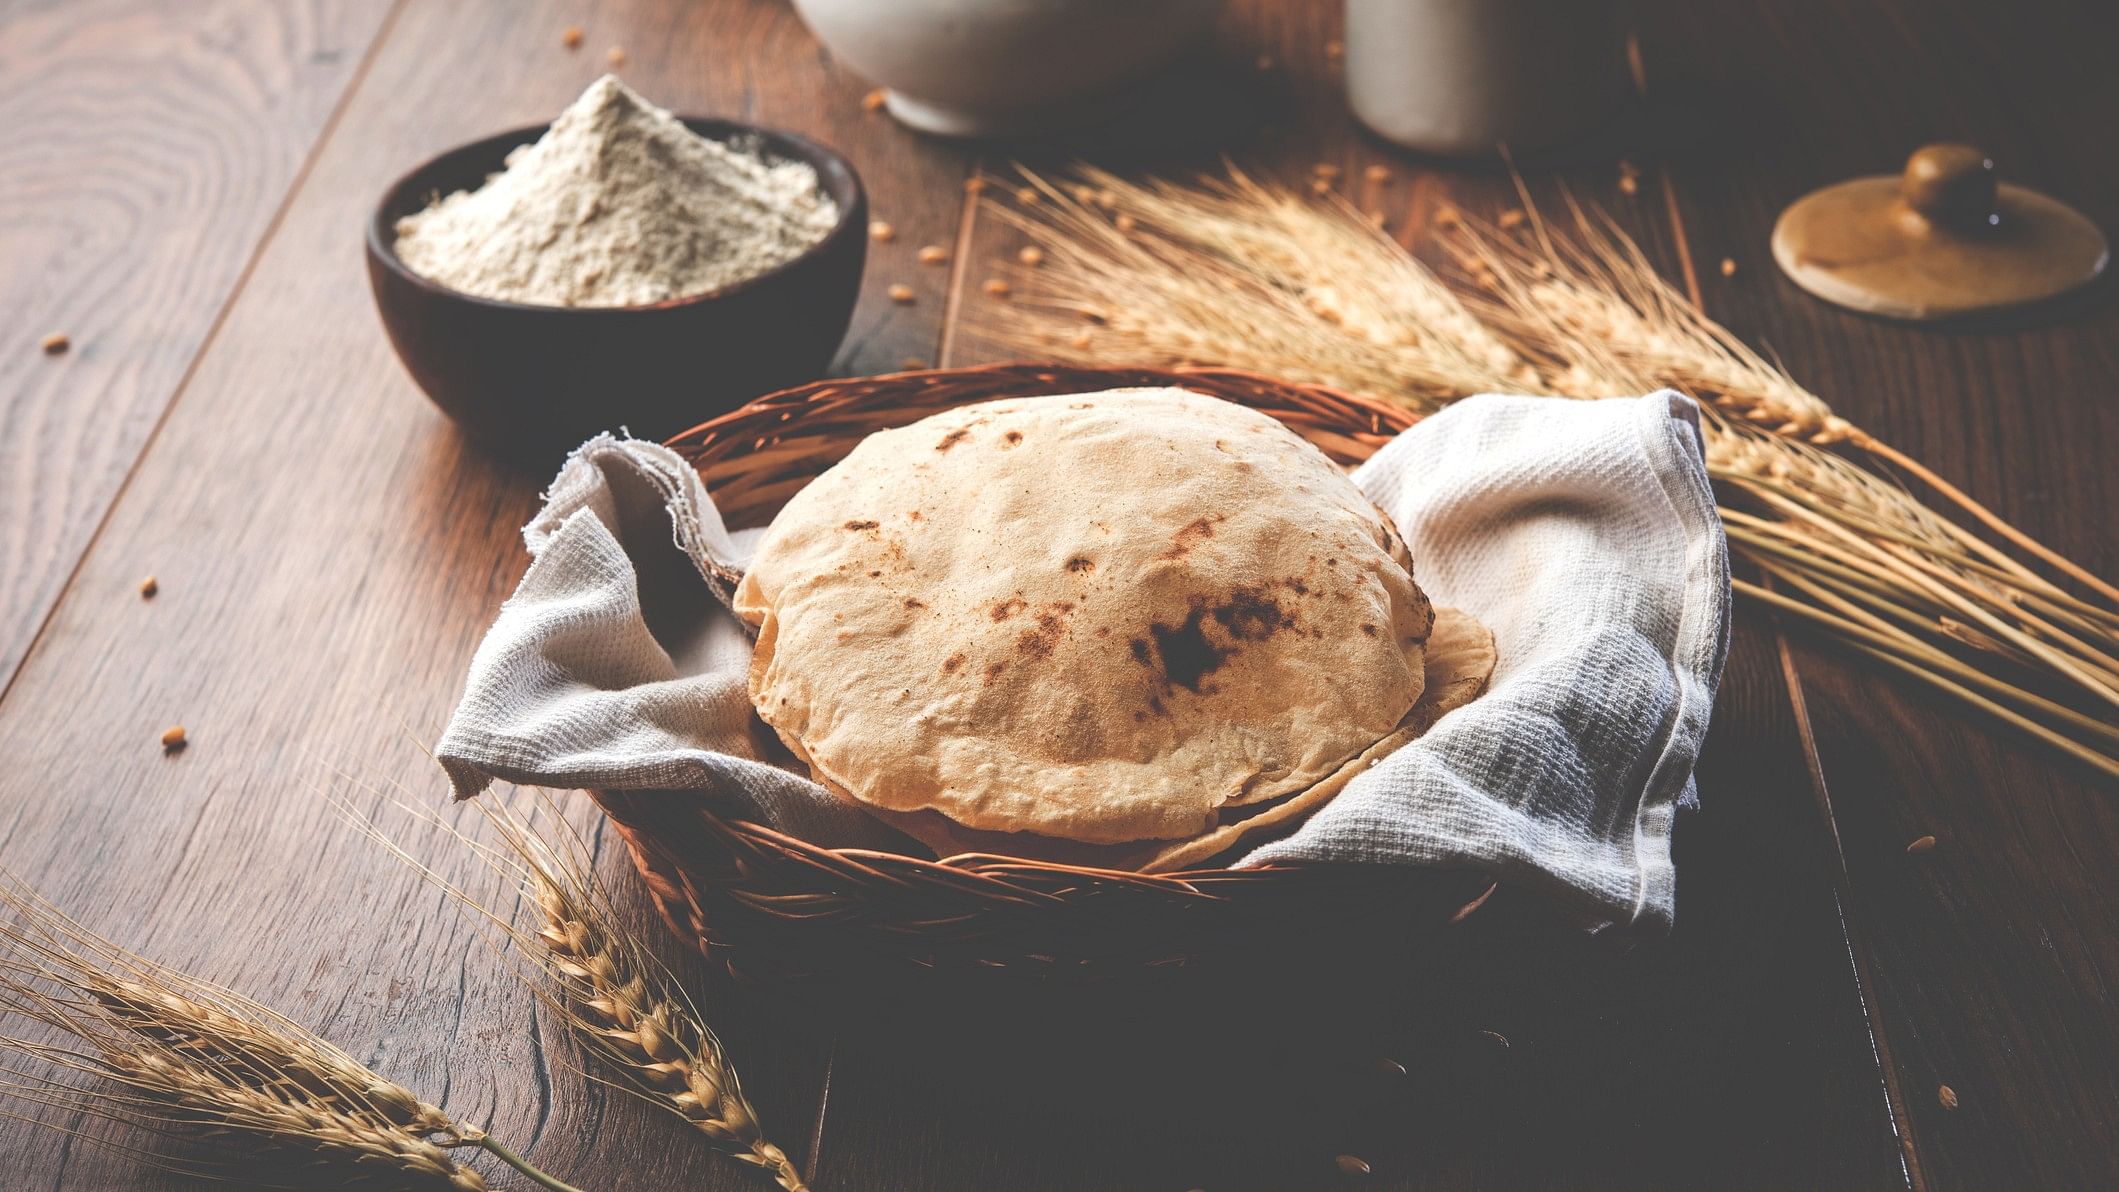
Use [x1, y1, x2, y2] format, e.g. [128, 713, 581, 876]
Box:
[677, 707, 1899, 1191]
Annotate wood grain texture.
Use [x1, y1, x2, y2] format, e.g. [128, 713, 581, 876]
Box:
[1640, 0, 2119, 1186]
[0, 0, 961, 1186]
[0, 0, 396, 692]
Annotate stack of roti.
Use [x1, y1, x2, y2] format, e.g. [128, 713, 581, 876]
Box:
[733, 389, 1494, 872]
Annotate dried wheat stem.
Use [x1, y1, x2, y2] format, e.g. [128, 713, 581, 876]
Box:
[1745, 488, 2119, 707]
[1737, 580, 2119, 777]
[1722, 521, 1940, 611]
[1746, 555, 2119, 748]
[1856, 435, 2119, 605]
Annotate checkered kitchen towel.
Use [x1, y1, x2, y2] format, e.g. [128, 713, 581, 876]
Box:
[437, 391, 1729, 932]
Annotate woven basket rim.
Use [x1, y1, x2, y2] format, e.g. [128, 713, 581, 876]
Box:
[650, 362, 1439, 904]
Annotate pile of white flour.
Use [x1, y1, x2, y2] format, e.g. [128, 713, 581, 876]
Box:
[393, 75, 841, 308]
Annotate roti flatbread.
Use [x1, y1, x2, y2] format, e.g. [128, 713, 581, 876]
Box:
[876, 608, 1497, 871]
[734, 388, 1435, 844]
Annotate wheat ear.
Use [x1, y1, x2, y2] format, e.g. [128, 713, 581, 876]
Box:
[0, 876, 587, 1191]
[345, 791, 811, 1192]
[1442, 193, 2115, 603]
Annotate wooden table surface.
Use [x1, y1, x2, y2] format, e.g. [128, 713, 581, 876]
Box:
[2, 1, 2113, 1188]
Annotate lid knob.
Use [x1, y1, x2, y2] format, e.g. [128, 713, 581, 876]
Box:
[1901, 143, 1998, 232]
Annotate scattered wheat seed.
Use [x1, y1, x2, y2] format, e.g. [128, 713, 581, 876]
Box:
[1720, 257, 1739, 277]
[560, 26, 582, 49]
[887, 283, 915, 303]
[983, 278, 1011, 298]
[1326, 39, 1345, 59]
[1018, 246, 1045, 267]
[862, 88, 887, 112]
[898, 357, 929, 371]
[916, 244, 948, 265]
[606, 45, 625, 66]
[41, 332, 70, 355]
[963, 176, 987, 194]
[160, 725, 187, 752]
[1498, 208, 1527, 230]
[1095, 188, 1119, 210]
[139, 575, 158, 599]
[1618, 173, 1639, 196]
[1435, 204, 1463, 230]
[1312, 162, 1342, 179]
[1070, 184, 1098, 205]
[1938, 1084, 1958, 1110]
[1335, 1154, 1373, 1178]
[1310, 177, 1334, 196]
[868, 220, 894, 243]
[1113, 213, 1138, 234]
[1015, 186, 1041, 205]
[1907, 834, 1937, 854]
[1364, 164, 1392, 184]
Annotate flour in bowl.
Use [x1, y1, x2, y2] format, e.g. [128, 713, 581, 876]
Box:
[393, 75, 840, 307]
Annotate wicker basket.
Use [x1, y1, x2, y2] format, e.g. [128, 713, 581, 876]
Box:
[593, 364, 1496, 1009]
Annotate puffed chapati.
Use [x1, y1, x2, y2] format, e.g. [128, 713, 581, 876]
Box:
[733, 389, 1435, 844]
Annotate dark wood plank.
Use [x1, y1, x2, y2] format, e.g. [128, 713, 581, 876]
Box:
[0, 0, 397, 691]
[816, 5, 1907, 1189]
[1642, 0, 2119, 1187]
[0, 0, 967, 1186]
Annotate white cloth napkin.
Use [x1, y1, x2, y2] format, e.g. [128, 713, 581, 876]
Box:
[436, 391, 1729, 933]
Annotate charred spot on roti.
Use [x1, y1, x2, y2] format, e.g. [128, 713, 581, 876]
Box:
[936, 428, 972, 451]
[867, 570, 882, 578]
[984, 661, 1006, 684]
[941, 652, 964, 673]
[1140, 586, 1298, 693]
[903, 597, 927, 610]
[844, 519, 879, 532]
[1211, 586, 1291, 641]
[1002, 430, 1024, 447]
[1147, 602, 1228, 692]
[1361, 623, 1378, 636]
[990, 596, 1027, 621]
[1065, 555, 1095, 574]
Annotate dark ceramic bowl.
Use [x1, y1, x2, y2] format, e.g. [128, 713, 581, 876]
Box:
[367, 118, 866, 457]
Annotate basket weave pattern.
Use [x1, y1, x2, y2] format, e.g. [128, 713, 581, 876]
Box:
[595, 364, 1487, 984]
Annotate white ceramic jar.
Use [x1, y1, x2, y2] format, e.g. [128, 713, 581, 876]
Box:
[792, 0, 1219, 138]
[1344, 0, 1631, 157]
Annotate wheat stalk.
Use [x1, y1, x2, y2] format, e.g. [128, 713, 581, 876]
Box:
[974, 165, 2118, 776]
[346, 792, 811, 1192]
[0, 876, 586, 1191]
[1440, 193, 2118, 604]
